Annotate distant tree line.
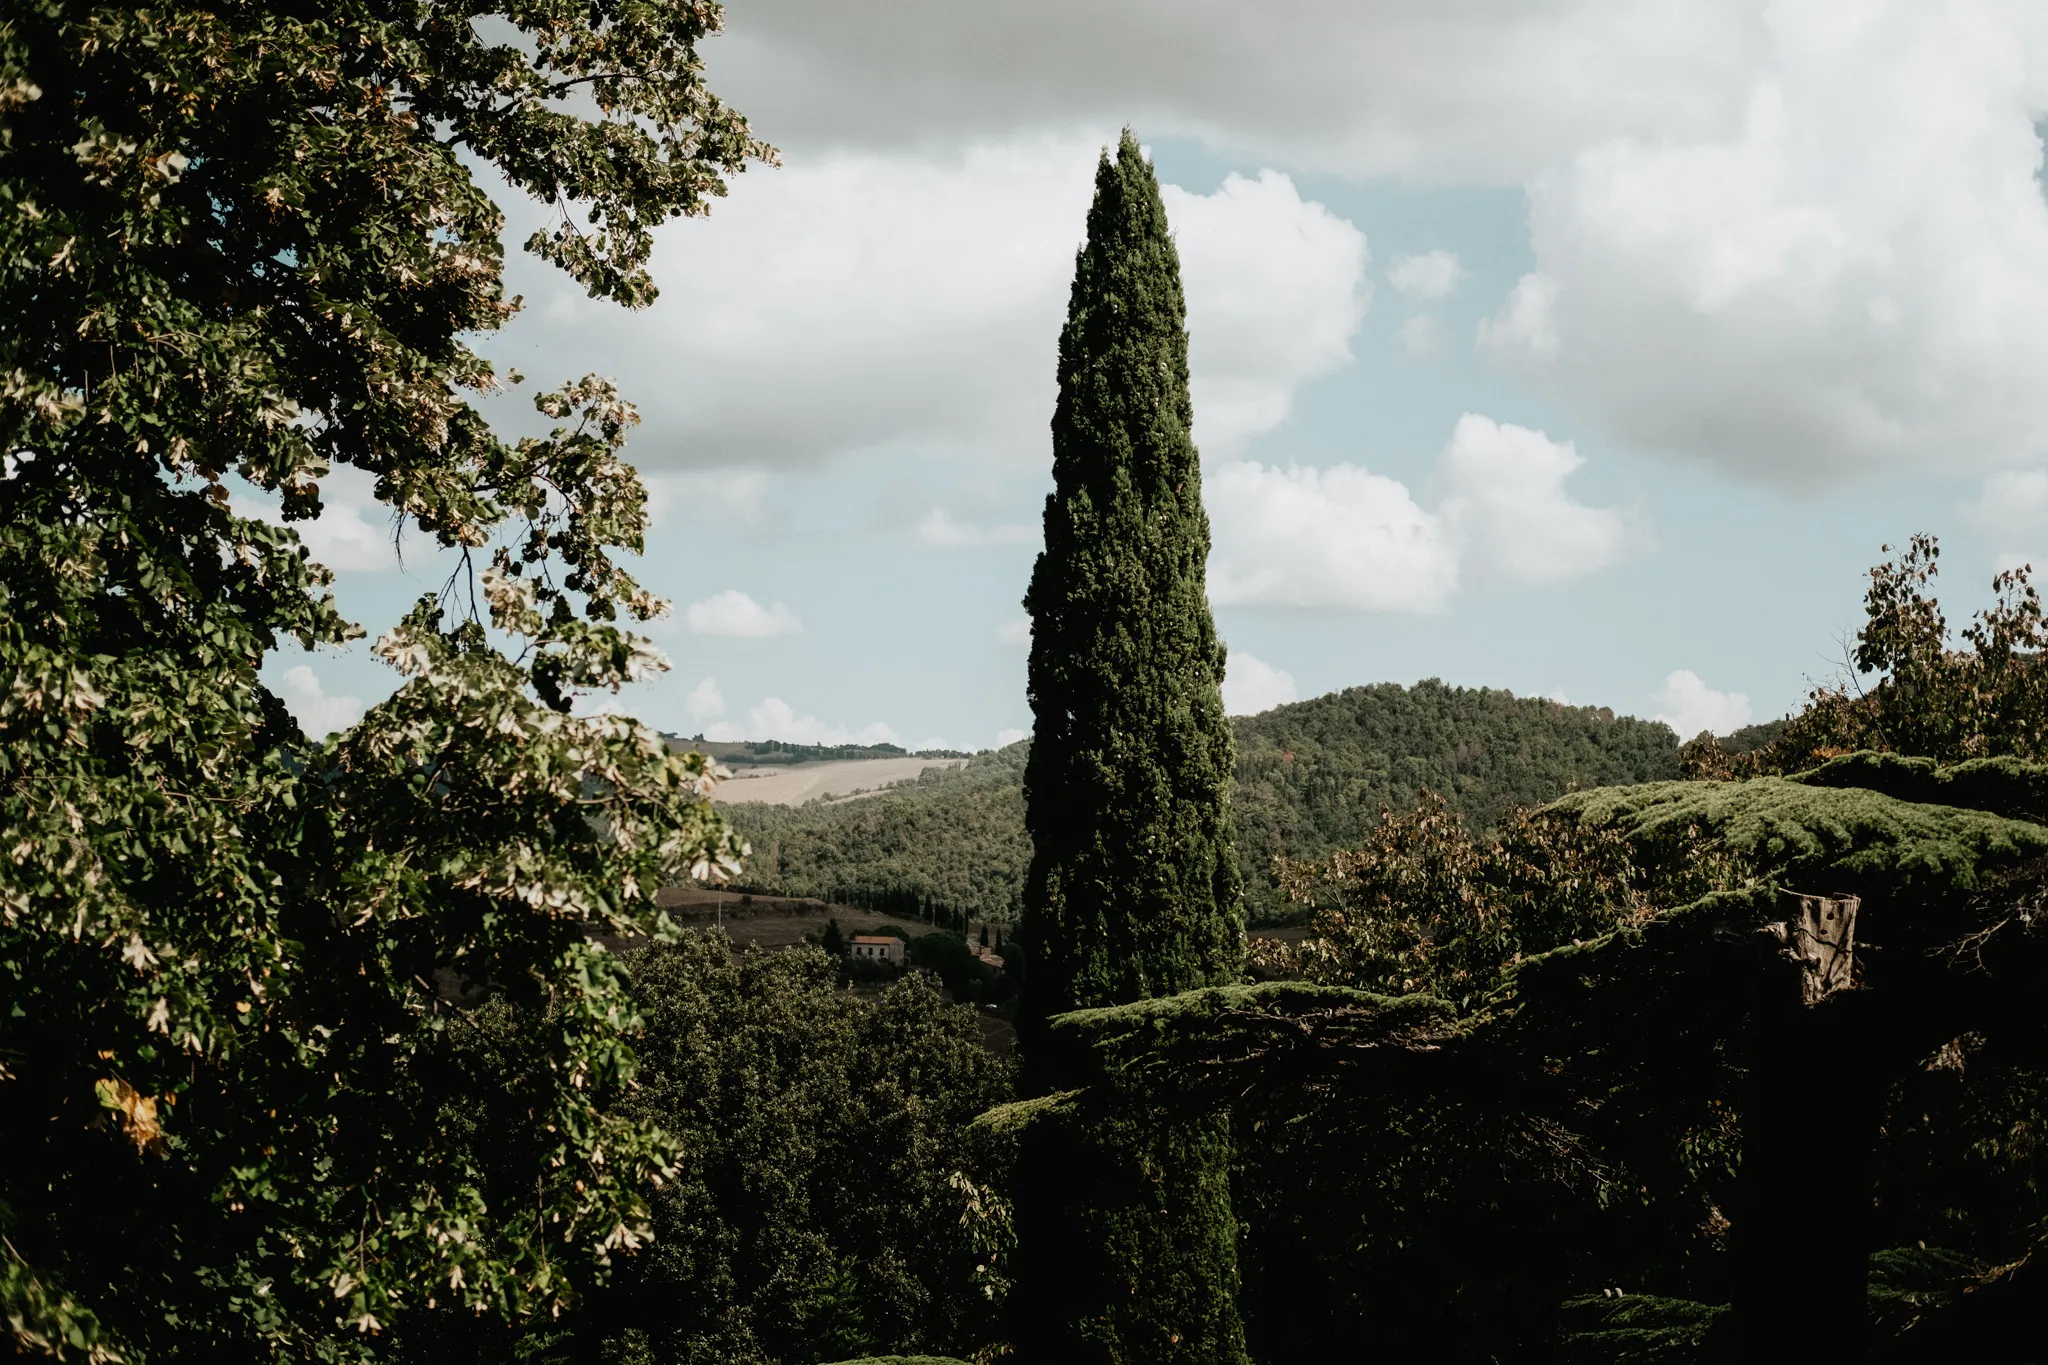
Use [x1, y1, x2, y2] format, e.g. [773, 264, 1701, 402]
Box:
[665, 737, 976, 764]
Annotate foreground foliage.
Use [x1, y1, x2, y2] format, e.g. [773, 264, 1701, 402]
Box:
[1034, 544, 2048, 1362]
[390, 938, 1015, 1365]
[0, 1, 765, 1357]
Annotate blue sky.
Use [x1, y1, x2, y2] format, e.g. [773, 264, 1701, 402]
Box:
[258, 1, 2048, 750]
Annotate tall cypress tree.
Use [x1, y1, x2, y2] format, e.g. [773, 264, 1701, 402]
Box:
[1010, 131, 1247, 1365]
[1019, 130, 1243, 1038]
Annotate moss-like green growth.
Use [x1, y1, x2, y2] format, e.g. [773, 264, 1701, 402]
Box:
[1549, 776, 2048, 896]
[1789, 749, 2048, 824]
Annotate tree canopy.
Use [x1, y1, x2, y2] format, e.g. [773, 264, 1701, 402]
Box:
[0, 2, 765, 1357]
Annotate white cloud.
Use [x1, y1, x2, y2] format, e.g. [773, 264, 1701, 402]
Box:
[1207, 459, 1458, 612]
[994, 727, 1028, 748]
[231, 465, 398, 574]
[490, 139, 1366, 469]
[1481, 5, 2048, 482]
[685, 676, 726, 722]
[917, 508, 1036, 547]
[706, 696, 900, 746]
[1436, 415, 1640, 585]
[1163, 170, 1370, 456]
[278, 664, 364, 738]
[1388, 249, 1467, 301]
[1477, 272, 1560, 361]
[684, 590, 803, 638]
[710, 1, 1759, 183]
[1222, 651, 1298, 715]
[643, 468, 771, 529]
[996, 616, 1032, 647]
[1651, 669, 1752, 740]
[1966, 469, 2048, 570]
[1398, 313, 1446, 357]
[1206, 413, 1635, 611]
[697, 3, 2048, 486]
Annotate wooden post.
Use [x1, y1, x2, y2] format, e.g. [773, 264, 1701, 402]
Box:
[1731, 892, 1875, 1359]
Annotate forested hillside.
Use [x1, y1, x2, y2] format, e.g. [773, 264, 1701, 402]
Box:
[724, 680, 1683, 922]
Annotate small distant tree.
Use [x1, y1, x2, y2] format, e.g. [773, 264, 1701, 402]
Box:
[1011, 131, 1247, 1365]
[822, 918, 847, 956]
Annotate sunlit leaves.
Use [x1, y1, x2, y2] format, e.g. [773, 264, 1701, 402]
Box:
[0, 1, 767, 1358]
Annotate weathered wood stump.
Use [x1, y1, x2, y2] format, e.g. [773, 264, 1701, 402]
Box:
[1730, 892, 1876, 1360]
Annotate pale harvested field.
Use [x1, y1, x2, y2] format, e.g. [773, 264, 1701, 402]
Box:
[711, 756, 965, 806]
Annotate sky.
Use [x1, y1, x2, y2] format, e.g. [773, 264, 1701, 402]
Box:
[260, 0, 2048, 751]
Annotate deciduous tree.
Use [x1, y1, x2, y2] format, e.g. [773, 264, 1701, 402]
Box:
[0, 3, 766, 1357]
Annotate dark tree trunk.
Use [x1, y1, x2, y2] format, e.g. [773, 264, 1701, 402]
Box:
[1730, 893, 1881, 1360]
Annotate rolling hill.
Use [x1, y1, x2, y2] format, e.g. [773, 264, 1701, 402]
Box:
[716, 679, 1684, 924]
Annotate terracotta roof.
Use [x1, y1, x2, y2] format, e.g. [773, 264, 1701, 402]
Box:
[851, 935, 897, 945]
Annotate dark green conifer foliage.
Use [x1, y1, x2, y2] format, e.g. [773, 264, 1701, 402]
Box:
[1019, 129, 1243, 1039]
[1010, 132, 1248, 1365]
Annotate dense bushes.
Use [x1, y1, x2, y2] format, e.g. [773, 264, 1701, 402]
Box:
[392, 936, 1016, 1365]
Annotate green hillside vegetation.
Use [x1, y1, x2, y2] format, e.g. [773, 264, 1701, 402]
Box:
[724, 680, 1683, 922]
[733, 745, 1033, 920]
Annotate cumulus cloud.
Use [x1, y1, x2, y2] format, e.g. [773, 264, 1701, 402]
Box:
[1206, 414, 1635, 611]
[1207, 459, 1457, 611]
[1651, 669, 1752, 740]
[685, 676, 726, 722]
[491, 140, 1365, 469]
[690, 3, 2048, 486]
[1388, 249, 1467, 301]
[706, 696, 899, 746]
[1436, 415, 1640, 584]
[1162, 170, 1370, 455]
[685, 590, 803, 637]
[917, 509, 1036, 547]
[994, 727, 1028, 748]
[1480, 5, 2048, 482]
[996, 616, 1032, 647]
[1222, 651, 1299, 715]
[278, 664, 364, 738]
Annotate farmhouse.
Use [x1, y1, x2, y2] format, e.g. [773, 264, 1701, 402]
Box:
[849, 934, 905, 966]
